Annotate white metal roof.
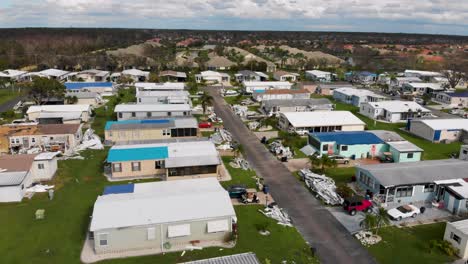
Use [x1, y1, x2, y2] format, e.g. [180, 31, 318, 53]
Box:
[89, 178, 235, 231]
[281, 111, 365, 128]
[366, 100, 430, 113]
[136, 90, 189, 98]
[306, 70, 331, 77]
[404, 70, 442, 77]
[387, 141, 423, 152]
[335, 87, 386, 98]
[38, 69, 70, 77]
[0, 69, 26, 78]
[114, 103, 190, 112]
[417, 118, 468, 131]
[244, 81, 292, 87]
[35, 152, 60, 161]
[200, 71, 230, 78]
[121, 69, 149, 76]
[27, 104, 91, 114]
[135, 82, 185, 90]
[0, 171, 28, 186]
[405, 82, 443, 90]
[449, 219, 468, 234]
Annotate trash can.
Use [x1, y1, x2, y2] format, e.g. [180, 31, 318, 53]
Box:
[263, 185, 270, 194]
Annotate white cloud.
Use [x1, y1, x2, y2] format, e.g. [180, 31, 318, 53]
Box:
[0, 0, 467, 33]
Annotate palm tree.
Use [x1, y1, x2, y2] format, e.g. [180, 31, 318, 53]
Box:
[200, 91, 213, 115]
[233, 144, 244, 158]
[374, 207, 391, 235]
[360, 213, 378, 232]
[309, 154, 338, 173]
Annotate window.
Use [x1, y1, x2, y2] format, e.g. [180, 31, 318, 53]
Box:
[37, 163, 45, 170]
[147, 227, 156, 240]
[112, 163, 122, 173]
[131, 162, 141, 171]
[146, 112, 152, 118]
[396, 186, 413, 198]
[167, 112, 172, 116]
[10, 138, 15, 144]
[463, 150, 468, 155]
[167, 224, 191, 238]
[359, 172, 375, 188]
[118, 113, 122, 118]
[341, 145, 348, 151]
[155, 160, 164, 169]
[31, 138, 36, 143]
[99, 234, 108, 246]
[451, 232, 461, 244]
[131, 112, 136, 117]
[15, 138, 20, 144]
[322, 144, 328, 151]
[162, 129, 170, 136]
[424, 183, 435, 193]
[407, 153, 414, 159]
[207, 220, 229, 233]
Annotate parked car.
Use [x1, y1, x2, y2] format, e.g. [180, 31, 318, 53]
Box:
[241, 189, 260, 204]
[227, 185, 247, 199]
[329, 155, 350, 164]
[414, 98, 424, 105]
[387, 204, 420, 221]
[343, 196, 373, 215]
[198, 122, 213, 128]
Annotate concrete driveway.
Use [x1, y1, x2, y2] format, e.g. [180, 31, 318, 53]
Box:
[327, 207, 366, 234]
[205, 87, 377, 264]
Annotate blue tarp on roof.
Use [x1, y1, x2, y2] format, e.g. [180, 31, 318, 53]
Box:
[65, 82, 113, 89]
[103, 184, 134, 195]
[312, 131, 384, 145]
[105, 119, 171, 130]
[253, 89, 266, 93]
[107, 146, 169, 162]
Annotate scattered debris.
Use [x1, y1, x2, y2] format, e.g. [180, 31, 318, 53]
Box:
[355, 231, 382, 246]
[269, 140, 293, 159]
[259, 206, 293, 227]
[232, 104, 248, 117]
[229, 157, 251, 170]
[74, 128, 104, 151]
[216, 144, 233, 150]
[186, 245, 203, 250]
[180, 251, 186, 257]
[210, 128, 232, 145]
[248, 121, 260, 130]
[35, 209, 45, 220]
[26, 184, 54, 193]
[299, 168, 344, 205]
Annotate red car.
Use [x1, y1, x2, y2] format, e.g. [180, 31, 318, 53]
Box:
[198, 122, 213, 128]
[343, 196, 373, 216]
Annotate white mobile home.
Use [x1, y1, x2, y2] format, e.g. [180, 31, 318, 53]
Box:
[114, 104, 191, 121]
[305, 70, 333, 82]
[195, 71, 230, 84]
[243, 81, 293, 93]
[278, 111, 365, 133]
[360, 100, 431, 123]
[136, 90, 190, 105]
[445, 219, 468, 259]
[26, 104, 92, 123]
[408, 119, 468, 143]
[333, 87, 387, 107]
[89, 178, 236, 254]
[121, 69, 150, 82]
[135, 82, 185, 91]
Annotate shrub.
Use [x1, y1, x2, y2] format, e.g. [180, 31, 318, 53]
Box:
[336, 184, 354, 198]
[255, 221, 270, 232]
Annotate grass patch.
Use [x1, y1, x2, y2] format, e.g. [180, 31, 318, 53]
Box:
[248, 105, 260, 112]
[0, 88, 21, 106]
[221, 156, 258, 189]
[201, 131, 215, 137]
[368, 223, 456, 264]
[323, 167, 355, 185]
[224, 95, 250, 105]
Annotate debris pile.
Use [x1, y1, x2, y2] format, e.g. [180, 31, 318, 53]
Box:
[232, 105, 248, 117]
[229, 157, 250, 170]
[269, 140, 293, 159]
[355, 231, 382, 246]
[26, 184, 54, 193]
[299, 168, 344, 205]
[75, 128, 104, 151]
[210, 128, 233, 145]
[240, 98, 254, 105]
[259, 206, 292, 227]
[208, 112, 222, 123]
[248, 121, 260, 130]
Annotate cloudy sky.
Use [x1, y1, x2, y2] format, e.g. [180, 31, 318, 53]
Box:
[0, 0, 467, 35]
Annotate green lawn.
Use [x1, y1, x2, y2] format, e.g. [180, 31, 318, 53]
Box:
[0, 88, 21, 106]
[323, 167, 355, 185]
[368, 223, 456, 264]
[201, 131, 215, 137]
[221, 156, 258, 189]
[224, 95, 250, 105]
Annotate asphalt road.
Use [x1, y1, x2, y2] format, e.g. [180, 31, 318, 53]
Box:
[0, 96, 22, 112]
[206, 87, 377, 264]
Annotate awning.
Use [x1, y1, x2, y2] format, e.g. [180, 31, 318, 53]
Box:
[167, 224, 191, 238]
[207, 220, 229, 233]
[300, 145, 316, 156]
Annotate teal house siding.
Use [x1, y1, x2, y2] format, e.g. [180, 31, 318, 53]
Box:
[389, 146, 422, 163]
